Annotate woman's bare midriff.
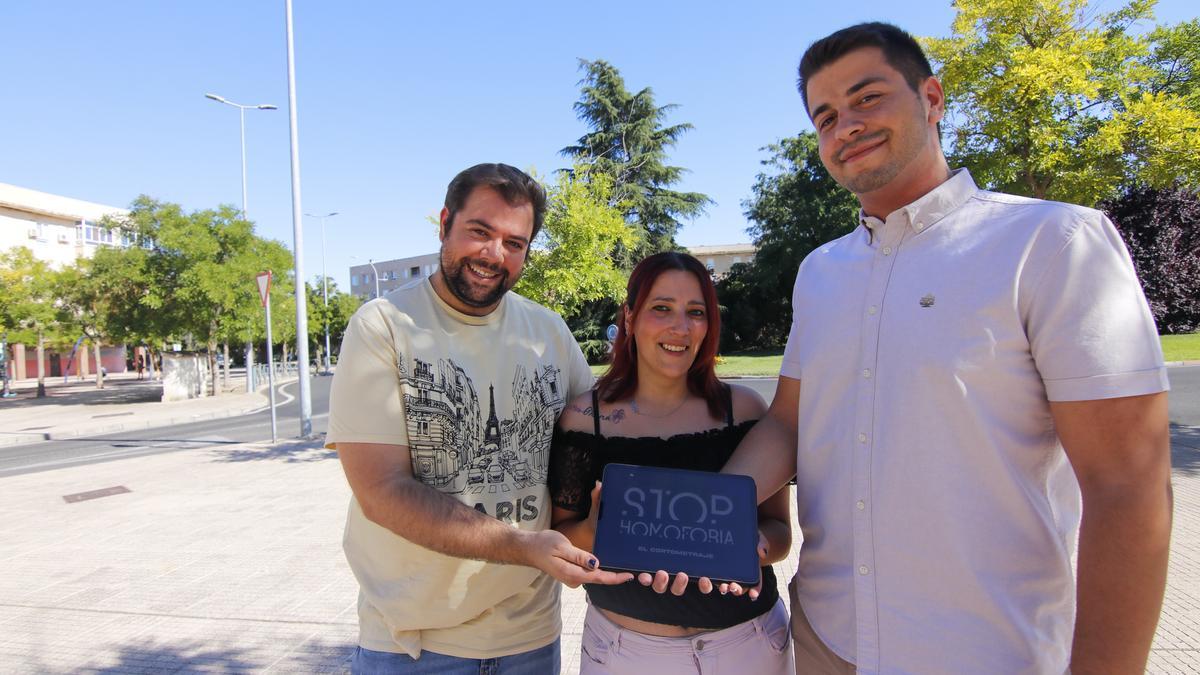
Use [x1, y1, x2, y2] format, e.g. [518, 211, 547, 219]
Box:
[599, 607, 710, 637]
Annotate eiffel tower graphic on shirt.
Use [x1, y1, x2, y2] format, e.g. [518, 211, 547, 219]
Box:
[483, 384, 502, 452]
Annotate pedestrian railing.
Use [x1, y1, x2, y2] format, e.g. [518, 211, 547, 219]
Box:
[248, 362, 319, 390]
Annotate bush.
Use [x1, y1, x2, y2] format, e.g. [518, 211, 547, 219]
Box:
[1102, 185, 1200, 334]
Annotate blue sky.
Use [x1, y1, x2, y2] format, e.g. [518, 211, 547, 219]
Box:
[2, 1, 1194, 292]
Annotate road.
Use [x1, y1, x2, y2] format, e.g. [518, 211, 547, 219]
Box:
[1, 365, 1196, 479]
[0, 375, 332, 478]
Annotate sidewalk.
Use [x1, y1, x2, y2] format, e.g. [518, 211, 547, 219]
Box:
[0, 371, 270, 447]
[0, 383, 1197, 672]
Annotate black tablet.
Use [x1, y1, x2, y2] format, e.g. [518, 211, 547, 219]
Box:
[593, 463, 761, 586]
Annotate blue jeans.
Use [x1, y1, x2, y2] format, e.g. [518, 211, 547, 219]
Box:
[351, 638, 560, 674]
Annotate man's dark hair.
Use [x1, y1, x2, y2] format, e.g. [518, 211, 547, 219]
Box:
[798, 22, 934, 113]
[443, 163, 547, 242]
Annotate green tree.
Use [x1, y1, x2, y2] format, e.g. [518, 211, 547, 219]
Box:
[56, 255, 122, 389]
[0, 247, 61, 396]
[719, 133, 859, 350]
[306, 276, 361, 369]
[515, 169, 639, 319]
[562, 59, 711, 258]
[105, 197, 293, 394]
[923, 0, 1200, 206]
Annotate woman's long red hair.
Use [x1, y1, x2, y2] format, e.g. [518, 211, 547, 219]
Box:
[595, 252, 727, 420]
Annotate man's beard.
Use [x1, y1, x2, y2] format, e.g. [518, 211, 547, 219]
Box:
[439, 254, 512, 309]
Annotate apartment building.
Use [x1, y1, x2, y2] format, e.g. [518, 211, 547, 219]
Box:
[0, 182, 131, 379]
[349, 252, 440, 299]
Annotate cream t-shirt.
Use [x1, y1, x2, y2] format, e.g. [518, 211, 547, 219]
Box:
[326, 277, 593, 659]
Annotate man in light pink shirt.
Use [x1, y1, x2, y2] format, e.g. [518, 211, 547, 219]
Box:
[723, 22, 1172, 675]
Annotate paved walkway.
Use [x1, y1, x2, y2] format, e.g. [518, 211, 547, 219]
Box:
[0, 378, 1197, 673]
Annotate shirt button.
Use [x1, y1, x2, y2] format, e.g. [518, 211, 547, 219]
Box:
[859, 565, 870, 575]
[695, 639, 705, 651]
[915, 223, 925, 231]
[857, 500, 866, 510]
[862, 369, 872, 378]
[858, 432, 868, 443]
[882, 246, 892, 256]
[867, 305, 878, 315]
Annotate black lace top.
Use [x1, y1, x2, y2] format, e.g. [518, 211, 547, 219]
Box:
[548, 391, 779, 629]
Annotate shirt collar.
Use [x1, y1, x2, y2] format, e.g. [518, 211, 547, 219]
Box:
[858, 168, 978, 236]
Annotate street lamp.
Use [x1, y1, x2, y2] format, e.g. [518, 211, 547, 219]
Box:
[368, 259, 381, 298]
[205, 92, 276, 393]
[204, 93, 277, 220]
[305, 211, 338, 375]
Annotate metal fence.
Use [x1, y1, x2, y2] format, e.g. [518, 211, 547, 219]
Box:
[248, 362, 311, 390]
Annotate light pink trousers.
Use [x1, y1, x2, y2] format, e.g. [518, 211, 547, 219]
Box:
[578, 599, 794, 675]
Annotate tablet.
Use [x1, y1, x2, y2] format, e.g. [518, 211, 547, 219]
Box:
[593, 463, 761, 586]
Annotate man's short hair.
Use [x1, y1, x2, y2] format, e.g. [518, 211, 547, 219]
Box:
[798, 22, 934, 113]
[443, 163, 547, 242]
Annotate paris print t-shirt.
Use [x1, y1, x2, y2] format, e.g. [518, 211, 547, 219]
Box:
[326, 277, 593, 659]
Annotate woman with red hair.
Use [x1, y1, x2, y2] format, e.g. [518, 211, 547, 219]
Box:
[550, 251, 793, 674]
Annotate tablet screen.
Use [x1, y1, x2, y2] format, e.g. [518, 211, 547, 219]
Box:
[593, 463, 761, 585]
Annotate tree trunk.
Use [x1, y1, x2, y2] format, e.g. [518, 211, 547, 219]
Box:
[209, 342, 219, 397]
[94, 339, 104, 389]
[147, 345, 157, 381]
[245, 342, 254, 391]
[222, 342, 231, 390]
[36, 332, 46, 398]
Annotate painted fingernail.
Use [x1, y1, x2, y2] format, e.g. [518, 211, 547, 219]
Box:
[588, 558, 597, 569]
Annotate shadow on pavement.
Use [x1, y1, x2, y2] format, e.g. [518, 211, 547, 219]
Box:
[211, 439, 336, 463]
[1171, 424, 1200, 477]
[77, 637, 352, 673]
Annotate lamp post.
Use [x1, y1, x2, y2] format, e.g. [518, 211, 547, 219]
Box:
[305, 211, 338, 375]
[368, 259, 381, 297]
[203, 93, 277, 221]
[205, 92, 276, 393]
[284, 0, 315, 439]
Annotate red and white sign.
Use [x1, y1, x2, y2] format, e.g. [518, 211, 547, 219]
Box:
[256, 271, 272, 307]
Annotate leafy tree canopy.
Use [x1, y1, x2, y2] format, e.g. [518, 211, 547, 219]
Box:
[1101, 184, 1200, 334]
[0, 246, 59, 345]
[515, 168, 640, 320]
[719, 133, 859, 350]
[924, 0, 1200, 205]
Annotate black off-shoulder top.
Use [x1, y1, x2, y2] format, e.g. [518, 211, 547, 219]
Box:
[548, 390, 779, 629]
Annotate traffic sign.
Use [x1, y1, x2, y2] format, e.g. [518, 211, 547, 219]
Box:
[256, 271, 272, 308]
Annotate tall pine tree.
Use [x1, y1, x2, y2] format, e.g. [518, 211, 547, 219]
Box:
[562, 59, 710, 260]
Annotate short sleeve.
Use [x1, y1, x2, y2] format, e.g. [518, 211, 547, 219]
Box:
[324, 301, 411, 449]
[780, 266, 804, 380]
[548, 428, 595, 513]
[1027, 211, 1169, 402]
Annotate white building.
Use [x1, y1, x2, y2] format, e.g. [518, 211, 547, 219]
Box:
[0, 182, 130, 270]
[0, 182, 131, 379]
[687, 243, 757, 278]
[350, 252, 440, 299]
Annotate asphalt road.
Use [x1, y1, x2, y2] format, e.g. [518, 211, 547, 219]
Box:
[1, 366, 1196, 479]
[0, 375, 332, 478]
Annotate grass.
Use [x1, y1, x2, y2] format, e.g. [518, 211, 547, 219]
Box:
[587, 335, 1198, 379]
[1162, 333, 1200, 363]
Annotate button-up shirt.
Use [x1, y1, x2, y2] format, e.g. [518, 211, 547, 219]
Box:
[780, 169, 1168, 674]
